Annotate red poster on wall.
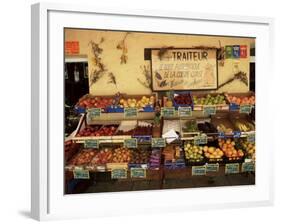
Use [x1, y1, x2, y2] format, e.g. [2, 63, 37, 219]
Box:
[65, 41, 80, 55]
[240, 45, 247, 58]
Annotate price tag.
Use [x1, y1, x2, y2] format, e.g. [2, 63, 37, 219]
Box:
[87, 108, 101, 120]
[161, 107, 176, 117]
[206, 163, 219, 172]
[225, 163, 240, 174]
[84, 139, 99, 148]
[218, 132, 225, 139]
[178, 107, 192, 117]
[247, 132, 255, 143]
[73, 169, 90, 179]
[194, 134, 208, 145]
[130, 168, 146, 178]
[242, 162, 255, 172]
[124, 138, 137, 148]
[124, 107, 138, 118]
[233, 131, 241, 138]
[111, 168, 127, 179]
[240, 104, 252, 114]
[192, 166, 206, 176]
[151, 138, 166, 148]
[203, 106, 216, 115]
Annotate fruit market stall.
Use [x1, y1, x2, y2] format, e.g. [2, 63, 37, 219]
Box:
[64, 28, 255, 194]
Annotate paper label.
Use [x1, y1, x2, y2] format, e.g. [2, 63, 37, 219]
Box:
[87, 108, 101, 120]
[73, 170, 90, 179]
[206, 163, 219, 172]
[151, 138, 166, 148]
[247, 132, 255, 143]
[124, 138, 138, 148]
[194, 134, 208, 145]
[130, 168, 146, 178]
[225, 163, 240, 174]
[242, 162, 255, 172]
[124, 107, 138, 118]
[178, 107, 192, 117]
[240, 104, 252, 114]
[203, 105, 216, 115]
[161, 107, 176, 117]
[111, 168, 127, 179]
[84, 139, 99, 149]
[192, 166, 206, 176]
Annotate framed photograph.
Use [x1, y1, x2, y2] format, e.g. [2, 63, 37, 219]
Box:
[31, 2, 274, 221]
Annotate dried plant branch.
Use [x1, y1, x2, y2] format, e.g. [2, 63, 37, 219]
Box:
[117, 32, 130, 64]
[137, 65, 152, 89]
[217, 71, 248, 90]
[108, 72, 117, 87]
[217, 41, 225, 66]
[88, 38, 107, 86]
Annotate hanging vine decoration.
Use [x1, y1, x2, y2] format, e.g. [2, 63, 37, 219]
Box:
[89, 38, 118, 87]
[158, 46, 174, 60]
[117, 32, 130, 64]
[217, 40, 225, 66]
[217, 71, 248, 90]
[108, 72, 117, 87]
[88, 38, 107, 86]
[137, 65, 152, 89]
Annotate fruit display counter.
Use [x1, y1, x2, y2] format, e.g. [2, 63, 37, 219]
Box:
[65, 89, 255, 194]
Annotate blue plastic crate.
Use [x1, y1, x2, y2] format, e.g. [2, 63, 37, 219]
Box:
[229, 103, 240, 111]
[172, 91, 194, 110]
[142, 105, 154, 112]
[106, 105, 154, 113]
[105, 105, 124, 113]
[74, 106, 86, 114]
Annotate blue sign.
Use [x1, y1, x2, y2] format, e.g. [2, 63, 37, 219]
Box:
[232, 45, 240, 58]
[233, 131, 241, 138]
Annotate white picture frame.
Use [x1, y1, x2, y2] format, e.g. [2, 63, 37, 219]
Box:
[31, 2, 274, 221]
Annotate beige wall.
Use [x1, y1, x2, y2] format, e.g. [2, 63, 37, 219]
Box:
[65, 28, 255, 95]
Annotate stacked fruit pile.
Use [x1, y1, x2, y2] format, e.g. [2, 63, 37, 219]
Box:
[68, 150, 96, 166]
[111, 147, 131, 163]
[130, 149, 150, 164]
[77, 125, 117, 137]
[225, 94, 255, 105]
[76, 95, 113, 109]
[76, 125, 101, 137]
[233, 120, 255, 132]
[119, 96, 155, 108]
[193, 94, 226, 105]
[218, 139, 244, 160]
[163, 146, 183, 161]
[237, 139, 255, 160]
[173, 93, 193, 105]
[184, 143, 204, 162]
[90, 148, 113, 165]
[203, 146, 224, 161]
[216, 123, 233, 134]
